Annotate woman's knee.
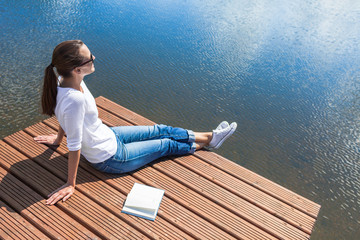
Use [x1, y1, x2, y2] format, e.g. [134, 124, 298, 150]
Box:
[155, 124, 170, 132]
[160, 139, 191, 155]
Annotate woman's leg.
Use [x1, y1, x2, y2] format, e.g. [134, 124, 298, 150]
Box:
[93, 122, 236, 174]
[94, 138, 196, 174]
[194, 132, 213, 143]
[111, 124, 195, 144]
[187, 131, 213, 150]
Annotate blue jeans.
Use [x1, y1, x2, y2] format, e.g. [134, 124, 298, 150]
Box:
[92, 124, 196, 174]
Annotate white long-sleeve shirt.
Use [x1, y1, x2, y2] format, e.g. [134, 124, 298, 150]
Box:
[55, 80, 117, 163]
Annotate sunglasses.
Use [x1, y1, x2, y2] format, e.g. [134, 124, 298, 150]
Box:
[78, 53, 95, 67]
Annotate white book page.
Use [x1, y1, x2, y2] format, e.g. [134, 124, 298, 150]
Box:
[125, 183, 165, 211]
[122, 205, 155, 219]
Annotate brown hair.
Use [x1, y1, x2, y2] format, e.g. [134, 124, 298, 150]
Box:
[41, 40, 85, 116]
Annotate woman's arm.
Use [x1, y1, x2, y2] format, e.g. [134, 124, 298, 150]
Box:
[45, 149, 81, 205]
[66, 150, 81, 186]
[55, 125, 65, 144]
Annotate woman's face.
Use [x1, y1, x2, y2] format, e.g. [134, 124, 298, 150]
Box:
[77, 44, 96, 75]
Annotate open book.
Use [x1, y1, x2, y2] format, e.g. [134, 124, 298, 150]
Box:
[122, 183, 165, 221]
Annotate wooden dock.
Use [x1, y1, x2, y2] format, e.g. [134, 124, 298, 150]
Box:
[0, 96, 320, 239]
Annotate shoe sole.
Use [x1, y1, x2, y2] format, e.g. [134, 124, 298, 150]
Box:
[214, 122, 237, 149]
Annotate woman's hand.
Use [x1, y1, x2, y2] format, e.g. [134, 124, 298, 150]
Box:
[34, 134, 61, 145]
[46, 183, 75, 205]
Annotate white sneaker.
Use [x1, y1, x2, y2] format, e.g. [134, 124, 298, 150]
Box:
[209, 122, 237, 149]
[216, 121, 229, 130]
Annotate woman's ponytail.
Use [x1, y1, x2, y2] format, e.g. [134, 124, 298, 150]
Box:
[40, 40, 84, 116]
[41, 64, 58, 116]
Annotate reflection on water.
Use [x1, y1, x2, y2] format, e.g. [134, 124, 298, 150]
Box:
[1, 0, 359, 238]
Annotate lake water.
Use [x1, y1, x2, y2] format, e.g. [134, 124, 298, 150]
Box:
[1, 0, 360, 238]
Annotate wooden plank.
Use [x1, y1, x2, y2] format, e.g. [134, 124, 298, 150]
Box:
[2, 135, 148, 240]
[169, 155, 315, 232]
[96, 96, 155, 126]
[0, 199, 50, 240]
[34, 120, 238, 239]
[95, 96, 320, 218]
[0, 163, 98, 239]
[196, 151, 321, 218]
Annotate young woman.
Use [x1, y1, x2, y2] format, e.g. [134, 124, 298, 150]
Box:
[34, 40, 237, 206]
